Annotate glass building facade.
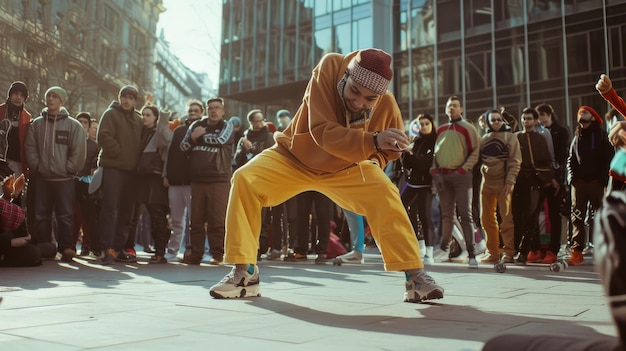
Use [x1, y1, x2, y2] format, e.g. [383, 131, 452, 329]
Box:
[220, 0, 626, 129]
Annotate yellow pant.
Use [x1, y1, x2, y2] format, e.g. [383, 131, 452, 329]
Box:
[480, 184, 515, 258]
[224, 149, 423, 271]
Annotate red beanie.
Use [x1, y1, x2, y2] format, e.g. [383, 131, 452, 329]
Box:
[578, 106, 603, 124]
[347, 49, 393, 94]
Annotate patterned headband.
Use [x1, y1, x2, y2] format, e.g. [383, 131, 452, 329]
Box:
[347, 61, 391, 95]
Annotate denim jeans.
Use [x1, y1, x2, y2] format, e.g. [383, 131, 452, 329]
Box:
[98, 168, 137, 251]
[342, 208, 365, 252]
[34, 178, 75, 252]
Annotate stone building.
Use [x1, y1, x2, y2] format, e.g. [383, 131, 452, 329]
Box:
[0, 0, 164, 116]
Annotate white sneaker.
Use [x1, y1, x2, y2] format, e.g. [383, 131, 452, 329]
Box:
[474, 240, 486, 256]
[336, 250, 364, 264]
[433, 248, 450, 262]
[164, 252, 178, 261]
[422, 255, 434, 266]
[423, 246, 434, 265]
[404, 269, 444, 303]
[266, 249, 282, 260]
[468, 258, 478, 269]
[209, 265, 261, 299]
[450, 250, 469, 263]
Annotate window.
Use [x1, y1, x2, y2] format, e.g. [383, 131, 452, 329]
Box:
[336, 22, 351, 53]
[567, 34, 588, 74]
[496, 46, 524, 86]
[609, 27, 621, 68]
[437, 0, 461, 40]
[314, 27, 332, 56]
[315, 0, 330, 16]
[589, 29, 605, 72]
[543, 39, 562, 79]
[465, 0, 491, 30]
[411, 2, 435, 47]
[352, 17, 372, 50]
[441, 57, 461, 94]
[622, 24, 626, 68]
[103, 6, 117, 33]
[413, 48, 435, 99]
[466, 53, 489, 90]
[36, 0, 45, 24]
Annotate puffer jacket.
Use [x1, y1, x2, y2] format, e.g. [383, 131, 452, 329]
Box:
[24, 107, 86, 180]
[96, 101, 143, 171]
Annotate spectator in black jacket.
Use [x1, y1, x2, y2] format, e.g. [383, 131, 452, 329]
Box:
[162, 99, 203, 261]
[73, 112, 101, 256]
[400, 114, 437, 265]
[179, 97, 235, 265]
[566, 106, 613, 265]
[535, 103, 571, 263]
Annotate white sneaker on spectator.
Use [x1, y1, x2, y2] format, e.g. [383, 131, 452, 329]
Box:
[450, 250, 469, 263]
[164, 252, 178, 261]
[433, 248, 450, 262]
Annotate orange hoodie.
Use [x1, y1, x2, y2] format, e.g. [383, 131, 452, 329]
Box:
[273, 51, 403, 175]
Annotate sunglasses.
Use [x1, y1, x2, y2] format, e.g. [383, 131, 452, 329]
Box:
[490, 118, 503, 122]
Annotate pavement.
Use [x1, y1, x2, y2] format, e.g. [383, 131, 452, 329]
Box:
[0, 248, 618, 351]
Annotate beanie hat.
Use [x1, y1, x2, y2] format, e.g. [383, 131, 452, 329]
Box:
[45, 86, 68, 104]
[76, 112, 91, 122]
[229, 116, 241, 127]
[578, 106, 602, 124]
[207, 97, 224, 105]
[7, 81, 28, 99]
[347, 49, 393, 95]
[276, 109, 291, 119]
[119, 85, 138, 99]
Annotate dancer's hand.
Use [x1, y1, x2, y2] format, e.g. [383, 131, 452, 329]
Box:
[376, 128, 412, 152]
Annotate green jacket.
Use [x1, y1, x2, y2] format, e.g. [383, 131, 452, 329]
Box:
[97, 101, 142, 171]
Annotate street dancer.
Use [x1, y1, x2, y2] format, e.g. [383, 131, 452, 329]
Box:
[209, 48, 444, 303]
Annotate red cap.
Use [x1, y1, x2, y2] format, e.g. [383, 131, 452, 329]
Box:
[578, 106, 602, 124]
